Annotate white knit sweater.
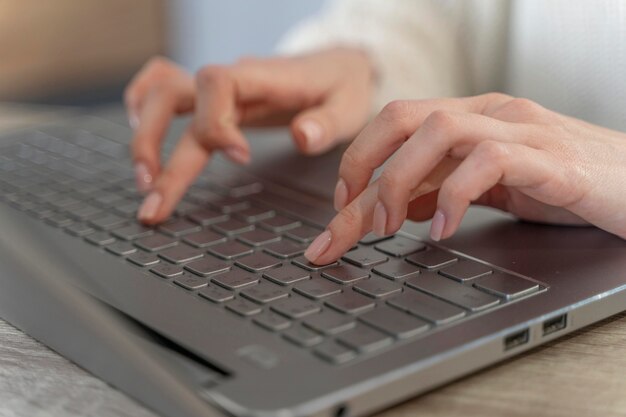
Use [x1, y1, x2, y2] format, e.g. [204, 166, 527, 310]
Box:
[278, 0, 626, 132]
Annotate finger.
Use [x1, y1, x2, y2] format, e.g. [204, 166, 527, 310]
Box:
[291, 83, 371, 155]
[131, 80, 194, 193]
[377, 111, 534, 235]
[432, 141, 554, 240]
[193, 66, 251, 164]
[335, 93, 512, 211]
[137, 129, 209, 224]
[304, 181, 380, 265]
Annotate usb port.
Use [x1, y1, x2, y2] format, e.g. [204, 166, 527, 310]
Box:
[542, 314, 567, 336]
[504, 329, 529, 351]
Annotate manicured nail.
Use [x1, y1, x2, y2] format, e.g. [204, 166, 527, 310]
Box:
[299, 119, 324, 152]
[134, 162, 153, 193]
[430, 209, 446, 241]
[304, 230, 332, 263]
[224, 146, 251, 165]
[373, 201, 388, 237]
[129, 113, 140, 130]
[334, 178, 348, 211]
[138, 192, 162, 221]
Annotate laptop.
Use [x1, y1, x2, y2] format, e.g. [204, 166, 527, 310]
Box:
[0, 105, 624, 417]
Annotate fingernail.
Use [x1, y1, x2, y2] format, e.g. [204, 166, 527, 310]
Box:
[304, 230, 332, 263]
[138, 192, 162, 222]
[373, 201, 388, 237]
[430, 209, 446, 241]
[134, 162, 153, 193]
[224, 146, 251, 165]
[299, 119, 324, 152]
[334, 178, 348, 211]
[129, 113, 140, 130]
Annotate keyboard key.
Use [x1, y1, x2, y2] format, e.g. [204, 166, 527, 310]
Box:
[271, 296, 321, 319]
[387, 289, 466, 324]
[303, 310, 355, 335]
[406, 248, 458, 269]
[359, 306, 429, 339]
[150, 263, 184, 279]
[64, 222, 95, 237]
[282, 324, 323, 347]
[84, 231, 116, 246]
[283, 225, 322, 243]
[406, 273, 500, 312]
[342, 247, 389, 268]
[105, 241, 137, 256]
[173, 200, 200, 216]
[187, 208, 228, 226]
[263, 240, 306, 258]
[235, 253, 282, 272]
[237, 229, 281, 246]
[372, 259, 421, 280]
[158, 218, 201, 237]
[353, 277, 402, 298]
[211, 219, 254, 235]
[473, 272, 540, 300]
[135, 234, 178, 252]
[336, 324, 392, 353]
[207, 241, 253, 260]
[263, 265, 311, 286]
[293, 278, 342, 299]
[359, 232, 392, 245]
[173, 272, 209, 290]
[258, 215, 301, 232]
[321, 264, 369, 285]
[158, 245, 204, 264]
[314, 341, 356, 364]
[439, 260, 493, 282]
[292, 256, 339, 271]
[375, 236, 426, 257]
[113, 201, 140, 217]
[184, 258, 231, 276]
[225, 298, 262, 316]
[112, 224, 154, 241]
[240, 282, 289, 303]
[198, 285, 234, 303]
[235, 206, 275, 222]
[127, 251, 160, 267]
[325, 291, 376, 314]
[88, 214, 127, 230]
[211, 269, 259, 290]
[182, 229, 227, 248]
[208, 196, 250, 213]
[45, 214, 74, 227]
[253, 311, 291, 331]
[69, 205, 102, 221]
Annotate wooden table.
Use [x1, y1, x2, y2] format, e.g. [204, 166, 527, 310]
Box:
[1, 106, 625, 417]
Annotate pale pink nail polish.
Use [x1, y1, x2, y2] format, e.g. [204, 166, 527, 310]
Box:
[134, 162, 153, 193]
[129, 114, 140, 130]
[430, 209, 446, 241]
[224, 146, 251, 165]
[373, 201, 388, 237]
[299, 119, 324, 152]
[304, 230, 332, 263]
[137, 192, 162, 221]
[334, 178, 348, 211]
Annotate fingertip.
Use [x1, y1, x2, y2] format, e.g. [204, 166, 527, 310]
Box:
[298, 119, 325, 154]
[304, 230, 333, 264]
[137, 191, 163, 224]
[429, 209, 446, 241]
[223, 146, 251, 165]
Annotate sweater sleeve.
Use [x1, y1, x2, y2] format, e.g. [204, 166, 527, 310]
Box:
[276, 0, 473, 114]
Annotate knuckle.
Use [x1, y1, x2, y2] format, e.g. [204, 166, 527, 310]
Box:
[505, 97, 543, 115]
[423, 110, 456, 133]
[145, 56, 174, 75]
[440, 177, 467, 201]
[195, 65, 229, 86]
[481, 92, 511, 103]
[378, 169, 402, 193]
[475, 140, 510, 165]
[380, 100, 413, 122]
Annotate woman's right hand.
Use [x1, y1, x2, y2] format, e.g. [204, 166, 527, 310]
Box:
[124, 48, 375, 224]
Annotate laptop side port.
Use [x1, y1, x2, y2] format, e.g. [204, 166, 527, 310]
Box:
[503, 329, 529, 351]
[542, 314, 567, 336]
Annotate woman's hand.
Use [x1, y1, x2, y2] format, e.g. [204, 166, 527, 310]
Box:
[124, 48, 375, 224]
[304, 93, 626, 264]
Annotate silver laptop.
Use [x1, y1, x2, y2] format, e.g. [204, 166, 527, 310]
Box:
[0, 106, 624, 417]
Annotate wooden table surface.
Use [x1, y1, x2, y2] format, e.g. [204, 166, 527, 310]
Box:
[1, 106, 625, 417]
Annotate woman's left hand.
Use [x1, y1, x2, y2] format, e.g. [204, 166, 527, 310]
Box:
[304, 93, 626, 264]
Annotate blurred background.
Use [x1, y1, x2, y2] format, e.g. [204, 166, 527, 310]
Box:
[0, 1, 321, 106]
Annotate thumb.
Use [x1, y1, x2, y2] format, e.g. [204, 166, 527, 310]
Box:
[291, 96, 366, 155]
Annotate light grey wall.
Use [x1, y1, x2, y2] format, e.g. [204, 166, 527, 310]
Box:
[167, 1, 323, 72]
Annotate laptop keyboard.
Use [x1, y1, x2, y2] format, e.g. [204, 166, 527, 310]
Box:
[0, 118, 546, 365]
